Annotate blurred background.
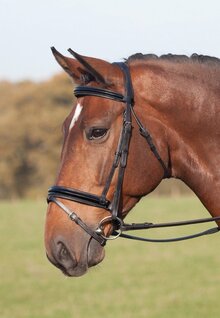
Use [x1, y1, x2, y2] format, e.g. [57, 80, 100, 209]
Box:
[1, 0, 219, 199]
[1, 1, 220, 317]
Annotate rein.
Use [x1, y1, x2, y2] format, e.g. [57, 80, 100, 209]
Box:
[47, 61, 220, 246]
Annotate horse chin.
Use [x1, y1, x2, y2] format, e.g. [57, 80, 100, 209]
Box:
[66, 240, 105, 277]
[62, 263, 88, 278]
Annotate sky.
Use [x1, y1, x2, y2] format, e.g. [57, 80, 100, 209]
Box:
[0, 0, 219, 81]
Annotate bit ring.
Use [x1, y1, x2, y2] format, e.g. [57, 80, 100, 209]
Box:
[96, 216, 123, 240]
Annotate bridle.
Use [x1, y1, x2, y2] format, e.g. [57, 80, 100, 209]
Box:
[47, 62, 220, 246]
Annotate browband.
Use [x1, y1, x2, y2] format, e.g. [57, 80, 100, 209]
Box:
[74, 86, 125, 102]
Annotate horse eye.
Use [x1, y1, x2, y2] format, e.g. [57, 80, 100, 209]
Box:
[87, 128, 108, 140]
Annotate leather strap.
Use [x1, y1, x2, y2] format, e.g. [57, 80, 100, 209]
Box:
[48, 186, 110, 210]
[74, 86, 125, 102]
[114, 215, 220, 243]
[48, 197, 106, 246]
[118, 227, 220, 243]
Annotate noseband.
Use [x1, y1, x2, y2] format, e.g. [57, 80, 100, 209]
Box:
[47, 62, 220, 246]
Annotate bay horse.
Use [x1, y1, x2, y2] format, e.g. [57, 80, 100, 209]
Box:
[45, 47, 220, 277]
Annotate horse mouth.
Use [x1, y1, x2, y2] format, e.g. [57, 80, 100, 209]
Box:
[46, 252, 85, 277]
[87, 236, 105, 268]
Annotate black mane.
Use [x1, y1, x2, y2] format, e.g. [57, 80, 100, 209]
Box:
[126, 53, 220, 66]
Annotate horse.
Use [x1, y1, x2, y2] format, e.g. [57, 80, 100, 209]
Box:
[45, 47, 220, 277]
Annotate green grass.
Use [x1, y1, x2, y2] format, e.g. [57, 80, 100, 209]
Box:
[1, 196, 220, 318]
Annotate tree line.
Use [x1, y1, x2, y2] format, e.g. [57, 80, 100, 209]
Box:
[0, 74, 73, 199]
[0, 74, 191, 199]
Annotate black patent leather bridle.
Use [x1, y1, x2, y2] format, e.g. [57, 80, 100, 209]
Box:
[47, 62, 220, 246]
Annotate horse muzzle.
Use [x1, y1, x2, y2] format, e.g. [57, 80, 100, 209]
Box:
[46, 232, 105, 277]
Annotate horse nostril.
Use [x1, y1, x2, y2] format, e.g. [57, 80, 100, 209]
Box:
[57, 242, 71, 262]
[55, 241, 77, 270]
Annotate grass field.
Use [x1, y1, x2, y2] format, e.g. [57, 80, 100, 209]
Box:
[1, 196, 220, 318]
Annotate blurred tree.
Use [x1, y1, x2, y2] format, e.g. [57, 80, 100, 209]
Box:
[0, 74, 74, 199]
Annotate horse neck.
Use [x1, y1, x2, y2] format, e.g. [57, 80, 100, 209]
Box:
[132, 60, 220, 215]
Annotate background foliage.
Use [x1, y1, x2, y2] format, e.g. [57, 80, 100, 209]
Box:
[0, 74, 191, 199]
[0, 75, 73, 199]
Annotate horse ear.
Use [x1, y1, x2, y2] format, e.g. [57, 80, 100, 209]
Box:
[68, 48, 107, 84]
[51, 47, 120, 86]
[51, 47, 83, 83]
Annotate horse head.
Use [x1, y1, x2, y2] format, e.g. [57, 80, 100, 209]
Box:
[44, 48, 169, 276]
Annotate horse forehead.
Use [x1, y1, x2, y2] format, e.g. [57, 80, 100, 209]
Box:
[83, 96, 124, 118]
[68, 96, 124, 130]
